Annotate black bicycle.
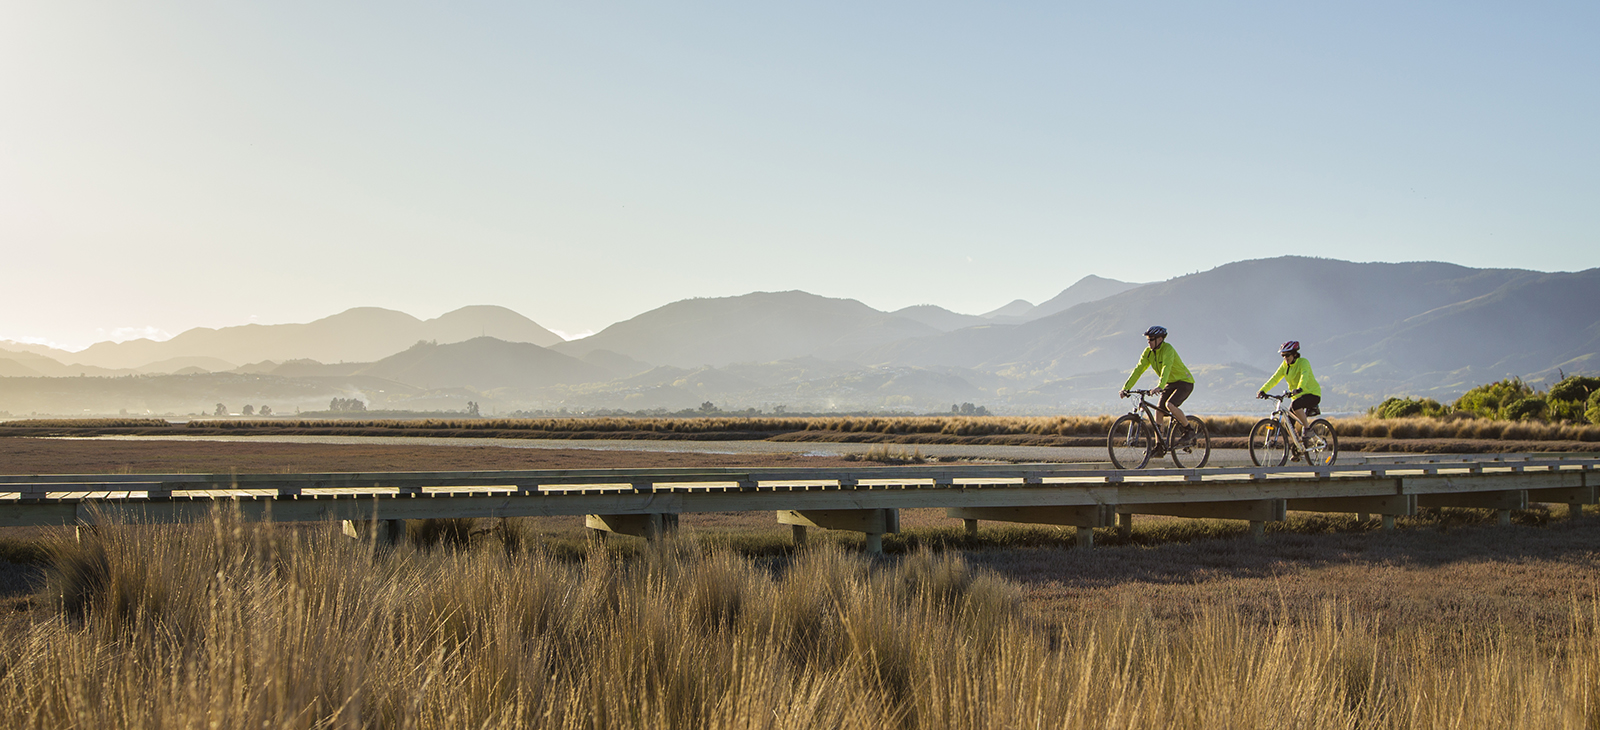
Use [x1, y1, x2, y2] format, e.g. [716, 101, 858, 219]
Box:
[1249, 389, 1338, 466]
[1108, 388, 1211, 469]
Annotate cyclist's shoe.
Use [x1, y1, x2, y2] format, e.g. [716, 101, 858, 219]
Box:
[1178, 428, 1197, 447]
[1152, 446, 1167, 458]
[1290, 452, 1301, 462]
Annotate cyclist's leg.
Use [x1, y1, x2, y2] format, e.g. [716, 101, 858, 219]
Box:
[1289, 394, 1320, 440]
[1160, 382, 1194, 434]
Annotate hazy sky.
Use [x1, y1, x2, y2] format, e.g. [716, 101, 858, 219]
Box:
[3, 1, 1596, 350]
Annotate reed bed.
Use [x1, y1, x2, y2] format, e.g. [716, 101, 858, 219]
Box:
[1, 511, 1595, 729]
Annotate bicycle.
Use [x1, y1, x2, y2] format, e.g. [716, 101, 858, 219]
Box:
[1107, 388, 1211, 469]
[1248, 389, 1338, 466]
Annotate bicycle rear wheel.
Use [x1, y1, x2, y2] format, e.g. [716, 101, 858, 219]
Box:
[1304, 419, 1338, 466]
[1107, 414, 1152, 469]
[1248, 418, 1288, 467]
[1170, 417, 1211, 468]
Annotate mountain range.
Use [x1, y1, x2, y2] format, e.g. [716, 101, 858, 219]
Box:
[2, 259, 1595, 417]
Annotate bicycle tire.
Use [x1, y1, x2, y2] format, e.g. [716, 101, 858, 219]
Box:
[1248, 418, 1288, 467]
[1107, 413, 1152, 469]
[1304, 419, 1338, 466]
[1170, 417, 1211, 468]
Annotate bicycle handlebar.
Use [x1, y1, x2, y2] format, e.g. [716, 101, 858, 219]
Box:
[1258, 388, 1303, 401]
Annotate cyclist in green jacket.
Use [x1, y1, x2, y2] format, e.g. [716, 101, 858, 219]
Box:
[1120, 326, 1196, 443]
[1257, 340, 1321, 438]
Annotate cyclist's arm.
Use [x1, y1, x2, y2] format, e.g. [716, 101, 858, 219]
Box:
[1122, 351, 1153, 391]
[1259, 362, 1289, 395]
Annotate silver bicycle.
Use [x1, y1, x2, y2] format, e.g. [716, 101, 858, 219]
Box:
[1249, 389, 1338, 467]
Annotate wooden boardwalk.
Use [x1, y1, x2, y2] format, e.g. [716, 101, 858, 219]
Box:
[3, 453, 1596, 552]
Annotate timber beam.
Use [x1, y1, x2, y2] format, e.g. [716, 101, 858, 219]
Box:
[1122, 499, 1287, 523]
[1288, 494, 1416, 516]
[946, 505, 1115, 548]
[585, 513, 679, 539]
[777, 509, 899, 553]
[1416, 490, 1527, 511]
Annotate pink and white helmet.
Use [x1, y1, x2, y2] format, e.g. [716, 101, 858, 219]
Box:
[1279, 340, 1301, 354]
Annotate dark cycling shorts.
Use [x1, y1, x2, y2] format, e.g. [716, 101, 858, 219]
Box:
[1159, 381, 1193, 412]
[1291, 394, 1321, 416]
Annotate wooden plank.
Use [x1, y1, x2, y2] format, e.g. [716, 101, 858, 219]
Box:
[946, 505, 1116, 528]
[1527, 486, 1597, 505]
[1123, 499, 1287, 522]
[1401, 473, 1583, 494]
[1288, 495, 1416, 516]
[1417, 490, 1528, 511]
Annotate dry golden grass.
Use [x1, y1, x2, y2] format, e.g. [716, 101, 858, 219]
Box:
[2, 509, 1597, 729]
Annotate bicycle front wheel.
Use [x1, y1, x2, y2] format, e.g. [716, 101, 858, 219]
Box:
[1248, 418, 1289, 467]
[1304, 419, 1339, 466]
[1108, 414, 1152, 469]
[1170, 417, 1211, 468]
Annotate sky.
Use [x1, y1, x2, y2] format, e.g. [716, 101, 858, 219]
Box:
[2, 1, 1596, 351]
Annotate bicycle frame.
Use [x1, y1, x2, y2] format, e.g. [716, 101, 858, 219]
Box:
[1260, 390, 1305, 455]
[1125, 389, 1174, 447]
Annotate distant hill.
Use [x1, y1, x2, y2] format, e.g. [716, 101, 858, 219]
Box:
[1025, 275, 1143, 321]
[859, 257, 1593, 403]
[553, 291, 941, 368]
[889, 305, 986, 332]
[979, 299, 1035, 321]
[5, 258, 1595, 416]
[351, 337, 613, 391]
[66, 306, 563, 370]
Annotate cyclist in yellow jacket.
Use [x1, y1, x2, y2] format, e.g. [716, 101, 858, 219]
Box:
[1257, 340, 1321, 438]
[1120, 326, 1196, 444]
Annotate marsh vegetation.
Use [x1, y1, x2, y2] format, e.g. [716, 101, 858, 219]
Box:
[2, 508, 1597, 728]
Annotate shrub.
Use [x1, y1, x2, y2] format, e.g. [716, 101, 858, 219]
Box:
[1589, 406, 1600, 426]
[1546, 398, 1588, 424]
[1501, 396, 1547, 421]
[1453, 378, 1533, 419]
[1548, 375, 1600, 403]
[1369, 397, 1447, 419]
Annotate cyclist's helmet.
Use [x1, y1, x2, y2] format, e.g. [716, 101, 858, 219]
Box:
[1279, 340, 1300, 355]
[1144, 326, 1168, 338]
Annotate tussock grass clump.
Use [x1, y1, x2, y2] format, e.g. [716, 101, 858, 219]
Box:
[3, 510, 1599, 728]
[845, 445, 927, 464]
[0, 418, 170, 428]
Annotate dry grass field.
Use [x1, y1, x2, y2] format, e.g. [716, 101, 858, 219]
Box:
[1, 438, 1597, 727]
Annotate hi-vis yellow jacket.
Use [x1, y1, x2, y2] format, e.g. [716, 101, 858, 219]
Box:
[1123, 342, 1195, 391]
[1260, 357, 1321, 397]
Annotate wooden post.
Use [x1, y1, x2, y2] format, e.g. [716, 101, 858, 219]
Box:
[1076, 526, 1094, 548]
[1497, 509, 1511, 527]
[1249, 520, 1266, 543]
[1381, 515, 1395, 531]
[382, 519, 406, 546]
[791, 524, 808, 547]
[1117, 512, 1132, 539]
[1356, 512, 1371, 523]
[964, 518, 978, 537]
[864, 533, 883, 554]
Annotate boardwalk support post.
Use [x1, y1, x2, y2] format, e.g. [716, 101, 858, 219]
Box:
[777, 509, 898, 554]
[946, 505, 1115, 550]
[964, 518, 978, 538]
[585, 513, 679, 540]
